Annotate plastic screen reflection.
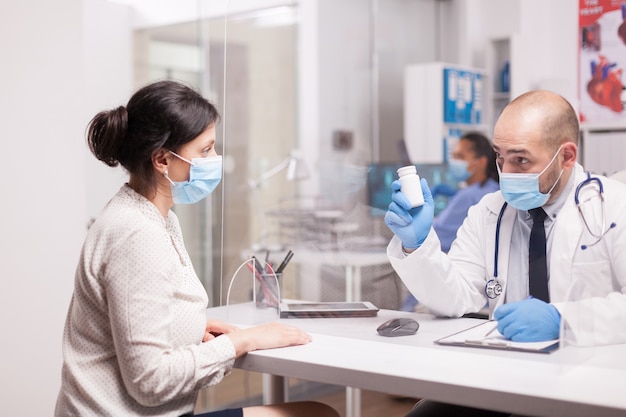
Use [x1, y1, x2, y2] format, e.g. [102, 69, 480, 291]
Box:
[366, 163, 455, 217]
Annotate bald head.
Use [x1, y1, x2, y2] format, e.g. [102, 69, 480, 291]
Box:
[493, 90, 580, 205]
[495, 90, 579, 151]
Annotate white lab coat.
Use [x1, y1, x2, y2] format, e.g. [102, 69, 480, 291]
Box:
[388, 164, 626, 345]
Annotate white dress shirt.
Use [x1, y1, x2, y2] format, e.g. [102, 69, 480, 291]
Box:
[505, 171, 575, 302]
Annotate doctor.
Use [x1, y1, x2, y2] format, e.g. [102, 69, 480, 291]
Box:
[385, 90, 626, 347]
[387, 90, 626, 417]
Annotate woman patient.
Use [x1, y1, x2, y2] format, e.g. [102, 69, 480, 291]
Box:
[55, 80, 339, 417]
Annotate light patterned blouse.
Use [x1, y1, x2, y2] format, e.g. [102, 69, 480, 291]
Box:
[55, 184, 236, 416]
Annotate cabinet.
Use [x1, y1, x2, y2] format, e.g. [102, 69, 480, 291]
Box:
[486, 34, 528, 132]
[404, 62, 488, 164]
[581, 128, 626, 176]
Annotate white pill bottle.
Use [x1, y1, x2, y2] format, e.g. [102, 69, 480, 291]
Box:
[397, 165, 424, 208]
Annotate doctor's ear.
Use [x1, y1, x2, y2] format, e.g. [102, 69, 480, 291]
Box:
[561, 143, 578, 168]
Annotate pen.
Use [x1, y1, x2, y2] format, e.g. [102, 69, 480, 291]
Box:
[276, 250, 294, 273]
[252, 256, 264, 275]
[484, 321, 499, 338]
[264, 250, 270, 273]
[246, 261, 263, 282]
[484, 296, 530, 338]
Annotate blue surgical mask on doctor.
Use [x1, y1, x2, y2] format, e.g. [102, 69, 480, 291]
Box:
[497, 146, 563, 211]
[448, 159, 471, 182]
[165, 151, 222, 204]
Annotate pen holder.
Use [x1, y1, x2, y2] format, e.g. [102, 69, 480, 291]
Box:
[256, 272, 282, 309]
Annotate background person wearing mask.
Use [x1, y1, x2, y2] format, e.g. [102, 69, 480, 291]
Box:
[385, 90, 626, 416]
[401, 133, 499, 312]
[432, 132, 500, 253]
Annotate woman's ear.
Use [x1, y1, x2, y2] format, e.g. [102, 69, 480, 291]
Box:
[152, 149, 171, 175]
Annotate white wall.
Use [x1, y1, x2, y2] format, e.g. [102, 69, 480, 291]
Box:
[84, 0, 133, 219]
[112, 0, 295, 29]
[0, 1, 85, 413]
[0, 0, 132, 414]
[461, 0, 578, 106]
[519, 0, 578, 106]
[311, 0, 440, 191]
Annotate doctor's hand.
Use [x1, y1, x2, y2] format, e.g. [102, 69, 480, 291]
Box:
[493, 298, 561, 342]
[384, 178, 434, 249]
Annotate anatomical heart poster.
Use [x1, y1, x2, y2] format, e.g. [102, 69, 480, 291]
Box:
[579, 0, 626, 122]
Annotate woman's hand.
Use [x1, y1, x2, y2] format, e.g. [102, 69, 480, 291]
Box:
[225, 322, 312, 357]
[202, 320, 240, 342]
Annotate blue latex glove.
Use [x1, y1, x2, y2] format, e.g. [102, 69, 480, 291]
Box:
[493, 298, 561, 342]
[431, 183, 457, 198]
[384, 178, 434, 249]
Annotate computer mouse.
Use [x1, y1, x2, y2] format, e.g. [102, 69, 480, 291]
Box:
[376, 317, 419, 337]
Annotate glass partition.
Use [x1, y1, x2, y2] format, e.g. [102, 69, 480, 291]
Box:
[218, 3, 299, 306]
[221, 0, 442, 309]
[133, 0, 443, 309]
[131, 0, 444, 411]
[133, 1, 297, 307]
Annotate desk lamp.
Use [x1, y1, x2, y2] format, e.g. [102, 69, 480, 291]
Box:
[248, 150, 310, 250]
[248, 150, 310, 188]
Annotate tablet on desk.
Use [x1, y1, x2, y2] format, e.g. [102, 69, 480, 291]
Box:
[279, 301, 379, 318]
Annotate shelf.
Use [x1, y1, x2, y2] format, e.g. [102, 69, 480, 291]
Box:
[486, 37, 514, 132]
[441, 122, 490, 131]
[580, 120, 626, 132]
[491, 92, 511, 100]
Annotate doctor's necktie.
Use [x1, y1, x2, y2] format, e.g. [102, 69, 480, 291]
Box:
[528, 207, 549, 302]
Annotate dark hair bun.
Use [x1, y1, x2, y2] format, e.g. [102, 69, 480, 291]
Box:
[87, 105, 128, 167]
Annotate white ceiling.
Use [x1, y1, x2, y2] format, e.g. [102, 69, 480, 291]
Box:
[107, 0, 296, 28]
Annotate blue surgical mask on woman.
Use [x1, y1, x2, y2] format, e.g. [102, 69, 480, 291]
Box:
[497, 146, 563, 211]
[165, 151, 222, 204]
[448, 159, 471, 182]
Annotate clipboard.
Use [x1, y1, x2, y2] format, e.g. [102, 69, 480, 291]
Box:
[435, 321, 559, 354]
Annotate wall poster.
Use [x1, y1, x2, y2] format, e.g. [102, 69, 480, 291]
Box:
[579, 0, 626, 122]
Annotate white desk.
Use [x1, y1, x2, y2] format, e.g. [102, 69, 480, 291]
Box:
[289, 249, 389, 417]
[207, 303, 626, 417]
[244, 248, 389, 417]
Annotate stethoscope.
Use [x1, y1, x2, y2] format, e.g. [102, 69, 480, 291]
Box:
[485, 172, 617, 299]
[485, 202, 508, 299]
[575, 172, 617, 249]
